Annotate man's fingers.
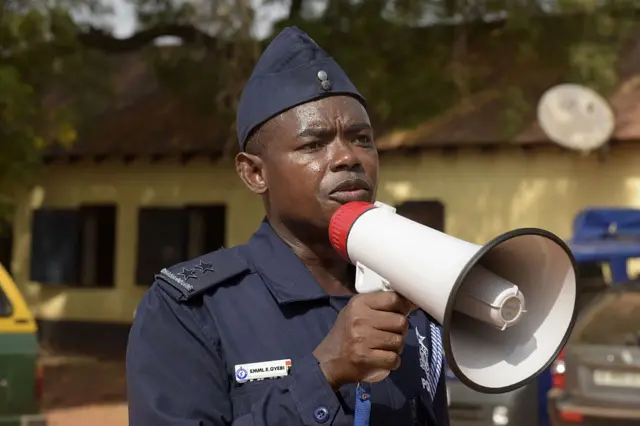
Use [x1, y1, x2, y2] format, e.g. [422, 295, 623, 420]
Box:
[367, 349, 402, 370]
[368, 311, 409, 334]
[364, 291, 415, 315]
[365, 329, 406, 352]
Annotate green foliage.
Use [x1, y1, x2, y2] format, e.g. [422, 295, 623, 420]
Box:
[497, 3, 638, 139]
[1, 8, 51, 222]
[0, 0, 638, 223]
[1, 2, 114, 220]
[266, 0, 638, 137]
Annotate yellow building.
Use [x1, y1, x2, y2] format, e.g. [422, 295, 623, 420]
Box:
[8, 46, 640, 357]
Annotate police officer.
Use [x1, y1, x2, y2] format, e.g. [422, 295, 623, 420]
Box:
[127, 26, 450, 426]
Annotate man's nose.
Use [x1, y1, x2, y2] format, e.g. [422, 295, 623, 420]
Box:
[329, 139, 361, 172]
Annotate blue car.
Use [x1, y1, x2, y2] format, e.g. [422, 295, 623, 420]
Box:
[548, 208, 640, 426]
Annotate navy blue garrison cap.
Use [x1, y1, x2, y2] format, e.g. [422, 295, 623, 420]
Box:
[236, 26, 366, 151]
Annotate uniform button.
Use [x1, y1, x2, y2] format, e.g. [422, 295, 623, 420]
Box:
[313, 406, 330, 423]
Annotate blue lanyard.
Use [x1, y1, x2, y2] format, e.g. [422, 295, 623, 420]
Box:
[354, 382, 371, 426]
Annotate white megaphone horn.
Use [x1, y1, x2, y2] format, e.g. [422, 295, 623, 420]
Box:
[328, 201, 578, 394]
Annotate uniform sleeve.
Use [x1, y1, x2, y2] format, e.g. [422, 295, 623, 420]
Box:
[127, 283, 347, 426]
[432, 364, 450, 426]
[127, 283, 234, 425]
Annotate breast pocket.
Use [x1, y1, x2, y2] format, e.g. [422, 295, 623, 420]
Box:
[229, 380, 281, 419]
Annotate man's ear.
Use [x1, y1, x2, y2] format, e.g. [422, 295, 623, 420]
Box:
[235, 152, 268, 194]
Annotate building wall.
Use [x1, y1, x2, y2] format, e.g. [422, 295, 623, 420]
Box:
[11, 145, 640, 328]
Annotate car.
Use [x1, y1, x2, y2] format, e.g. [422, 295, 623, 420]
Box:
[548, 280, 640, 426]
[0, 262, 47, 426]
[446, 364, 540, 426]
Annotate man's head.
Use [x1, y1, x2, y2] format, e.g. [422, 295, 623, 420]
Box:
[236, 95, 378, 233]
[234, 27, 378, 237]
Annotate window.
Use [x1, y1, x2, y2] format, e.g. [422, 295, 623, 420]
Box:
[574, 292, 640, 346]
[629, 258, 640, 281]
[136, 205, 226, 285]
[0, 287, 12, 317]
[0, 224, 12, 275]
[29, 205, 117, 287]
[575, 261, 611, 314]
[395, 200, 445, 232]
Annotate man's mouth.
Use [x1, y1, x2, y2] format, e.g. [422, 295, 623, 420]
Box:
[328, 178, 372, 203]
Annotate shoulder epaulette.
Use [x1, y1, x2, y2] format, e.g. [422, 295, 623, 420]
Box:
[155, 248, 250, 302]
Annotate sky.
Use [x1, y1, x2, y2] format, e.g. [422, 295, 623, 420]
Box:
[83, 0, 564, 43]
[101, 0, 290, 40]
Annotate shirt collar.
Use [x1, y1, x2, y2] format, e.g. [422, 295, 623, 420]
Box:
[245, 218, 330, 305]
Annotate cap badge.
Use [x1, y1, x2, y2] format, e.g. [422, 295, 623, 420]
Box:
[317, 70, 332, 91]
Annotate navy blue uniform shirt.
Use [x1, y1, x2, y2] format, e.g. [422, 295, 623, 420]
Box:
[127, 219, 450, 425]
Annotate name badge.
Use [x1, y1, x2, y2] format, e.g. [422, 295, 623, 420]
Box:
[235, 359, 292, 383]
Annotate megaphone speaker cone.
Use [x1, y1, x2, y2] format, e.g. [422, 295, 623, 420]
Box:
[442, 228, 578, 394]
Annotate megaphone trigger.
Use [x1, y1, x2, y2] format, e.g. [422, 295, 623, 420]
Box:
[355, 262, 393, 294]
[352, 262, 399, 384]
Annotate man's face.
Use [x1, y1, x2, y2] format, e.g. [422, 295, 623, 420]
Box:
[238, 95, 379, 230]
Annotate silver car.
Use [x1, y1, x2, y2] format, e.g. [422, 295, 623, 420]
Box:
[446, 368, 540, 426]
[548, 280, 640, 426]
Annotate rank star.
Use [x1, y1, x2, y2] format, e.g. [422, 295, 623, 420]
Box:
[194, 260, 215, 274]
[177, 268, 197, 281]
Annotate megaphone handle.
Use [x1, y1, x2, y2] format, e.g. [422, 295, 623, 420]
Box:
[354, 382, 372, 426]
[352, 370, 386, 426]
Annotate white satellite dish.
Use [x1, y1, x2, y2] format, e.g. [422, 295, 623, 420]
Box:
[537, 84, 615, 153]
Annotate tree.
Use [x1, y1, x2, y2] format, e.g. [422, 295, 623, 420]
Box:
[1, 0, 112, 221]
[1, 0, 638, 222]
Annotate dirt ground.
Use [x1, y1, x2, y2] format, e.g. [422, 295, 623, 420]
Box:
[42, 352, 128, 426]
[47, 404, 128, 426]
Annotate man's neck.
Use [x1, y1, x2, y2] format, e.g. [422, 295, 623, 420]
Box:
[270, 219, 355, 296]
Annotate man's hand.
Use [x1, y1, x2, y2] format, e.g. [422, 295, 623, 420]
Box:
[312, 291, 415, 390]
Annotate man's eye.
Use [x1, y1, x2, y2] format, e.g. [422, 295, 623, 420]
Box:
[301, 141, 323, 151]
[355, 135, 372, 144]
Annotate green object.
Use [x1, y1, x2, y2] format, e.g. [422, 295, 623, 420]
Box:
[0, 334, 40, 416]
[0, 263, 46, 425]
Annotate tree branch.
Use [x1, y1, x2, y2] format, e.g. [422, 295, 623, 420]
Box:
[77, 23, 218, 52]
[4, 5, 635, 60]
[289, 0, 304, 19]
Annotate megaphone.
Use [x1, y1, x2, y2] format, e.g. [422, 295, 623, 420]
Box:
[329, 201, 577, 394]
